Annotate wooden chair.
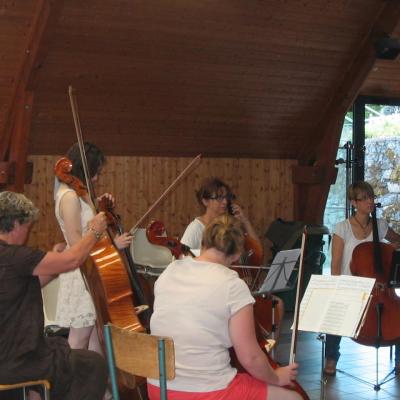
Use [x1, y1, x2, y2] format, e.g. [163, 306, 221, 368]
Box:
[103, 323, 175, 400]
[0, 380, 50, 400]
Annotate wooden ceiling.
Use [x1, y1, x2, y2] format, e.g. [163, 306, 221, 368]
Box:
[2, 0, 400, 160]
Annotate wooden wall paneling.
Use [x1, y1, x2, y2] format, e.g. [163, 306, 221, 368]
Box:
[294, 0, 400, 224]
[25, 155, 295, 255]
[25, 155, 62, 250]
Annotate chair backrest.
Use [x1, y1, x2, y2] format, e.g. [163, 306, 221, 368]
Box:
[41, 276, 60, 326]
[130, 228, 173, 269]
[105, 324, 175, 380]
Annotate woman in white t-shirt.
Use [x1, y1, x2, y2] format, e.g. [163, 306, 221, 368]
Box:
[181, 177, 285, 342]
[181, 178, 259, 251]
[324, 181, 400, 376]
[148, 215, 302, 400]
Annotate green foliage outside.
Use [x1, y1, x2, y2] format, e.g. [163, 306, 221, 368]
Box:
[365, 105, 400, 138]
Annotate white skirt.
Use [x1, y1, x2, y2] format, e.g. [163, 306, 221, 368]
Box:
[55, 268, 96, 328]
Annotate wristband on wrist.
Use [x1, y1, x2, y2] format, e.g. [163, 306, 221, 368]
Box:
[88, 226, 102, 240]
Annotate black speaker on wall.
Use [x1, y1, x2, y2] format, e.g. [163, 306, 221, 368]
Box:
[375, 36, 400, 60]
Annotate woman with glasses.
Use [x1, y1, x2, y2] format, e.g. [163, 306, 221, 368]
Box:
[181, 177, 259, 251]
[324, 180, 400, 376]
[180, 177, 285, 344]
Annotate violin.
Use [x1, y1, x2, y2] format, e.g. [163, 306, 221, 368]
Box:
[146, 220, 194, 258]
[351, 205, 400, 346]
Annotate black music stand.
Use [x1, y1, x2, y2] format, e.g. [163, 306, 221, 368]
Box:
[251, 249, 300, 353]
[253, 248, 301, 297]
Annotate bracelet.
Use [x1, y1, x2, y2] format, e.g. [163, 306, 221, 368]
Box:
[88, 226, 102, 241]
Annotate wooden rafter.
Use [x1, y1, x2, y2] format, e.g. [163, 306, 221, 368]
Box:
[0, 0, 50, 162]
[293, 0, 400, 224]
[0, 0, 64, 191]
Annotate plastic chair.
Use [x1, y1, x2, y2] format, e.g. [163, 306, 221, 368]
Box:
[0, 380, 50, 399]
[104, 323, 175, 400]
[130, 228, 173, 275]
[41, 276, 60, 327]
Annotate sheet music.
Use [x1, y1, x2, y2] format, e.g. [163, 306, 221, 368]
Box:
[298, 274, 375, 337]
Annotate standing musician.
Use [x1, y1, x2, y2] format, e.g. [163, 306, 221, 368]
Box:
[180, 177, 285, 342]
[148, 215, 301, 400]
[0, 191, 108, 400]
[324, 181, 400, 376]
[54, 142, 133, 356]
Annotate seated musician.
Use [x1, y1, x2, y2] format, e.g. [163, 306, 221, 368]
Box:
[148, 215, 301, 400]
[181, 177, 284, 342]
[181, 178, 259, 252]
[0, 191, 108, 400]
[324, 181, 400, 376]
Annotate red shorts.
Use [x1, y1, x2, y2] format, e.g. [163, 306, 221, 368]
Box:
[147, 373, 268, 400]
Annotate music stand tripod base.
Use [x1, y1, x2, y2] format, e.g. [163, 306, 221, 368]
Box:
[336, 344, 397, 391]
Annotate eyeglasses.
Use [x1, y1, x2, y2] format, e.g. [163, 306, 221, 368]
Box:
[209, 194, 233, 202]
[355, 194, 376, 201]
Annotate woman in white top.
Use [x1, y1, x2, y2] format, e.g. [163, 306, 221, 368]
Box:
[324, 181, 400, 376]
[148, 215, 301, 400]
[181, 178, 258, 251]
[181, 177, 285, 342]
[54, 142, 133, 354]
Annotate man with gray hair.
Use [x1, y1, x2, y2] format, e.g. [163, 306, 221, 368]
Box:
[0, 191, 108, 400]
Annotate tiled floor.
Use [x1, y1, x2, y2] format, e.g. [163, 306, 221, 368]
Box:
[275, 314, 400, 400]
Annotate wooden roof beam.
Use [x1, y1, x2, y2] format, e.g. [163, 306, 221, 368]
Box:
[0, 0, 50, 161]
[0, 0, 64, 191]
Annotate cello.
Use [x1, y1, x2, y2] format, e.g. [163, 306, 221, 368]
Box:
[64, 85, 145, 334]
[62, 87, 148, 395]
[55, 156, 146, 334]
[350, 204, 400, 347]
[227, 195, 284, 345]
[55, 156, 149, 319]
